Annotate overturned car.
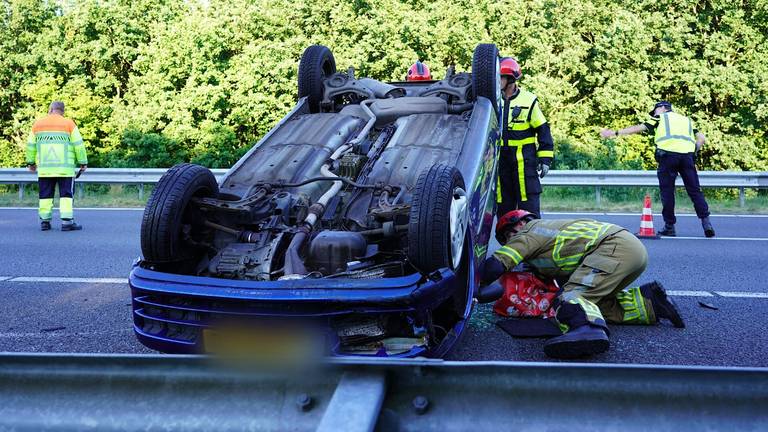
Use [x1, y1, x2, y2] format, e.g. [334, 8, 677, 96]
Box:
[130, 43, 502, 357]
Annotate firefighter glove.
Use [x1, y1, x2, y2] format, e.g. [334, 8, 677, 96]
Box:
[538, 163, 549, 178]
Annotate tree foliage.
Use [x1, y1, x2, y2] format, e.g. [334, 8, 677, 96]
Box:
[1, 0, 766, 170]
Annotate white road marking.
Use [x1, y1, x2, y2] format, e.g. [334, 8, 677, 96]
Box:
[2, 277, 766, 301]
[659, 236, 768, 241]
[0, 207, 144, 211]
[2, 208, 767, 217]
[666, 290, 713, 297]
[545, 212, 768, 218]
[0, 330, 133, 338]
[6, 277, 127, 284]
[714, 291, 768, 299]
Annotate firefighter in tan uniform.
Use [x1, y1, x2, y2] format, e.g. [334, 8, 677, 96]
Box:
[480, 210, 684, 359]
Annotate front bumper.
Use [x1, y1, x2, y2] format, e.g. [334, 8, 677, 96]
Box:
[129, 265, 466, 357]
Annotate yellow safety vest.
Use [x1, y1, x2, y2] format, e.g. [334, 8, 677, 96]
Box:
[654, 112, 695, 154]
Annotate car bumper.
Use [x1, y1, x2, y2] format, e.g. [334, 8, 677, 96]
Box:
[129, 265, 469, 358]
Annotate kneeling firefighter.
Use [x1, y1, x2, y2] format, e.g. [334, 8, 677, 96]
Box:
[480, 210, 685, 359]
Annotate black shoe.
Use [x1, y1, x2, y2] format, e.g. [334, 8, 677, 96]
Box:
[61, 222, 83, 231]
[641, 281, 685, 328]
[658, 224, 676, 236]
[40, 221, 51, 231]
[701, 217, 715, 238]
[543, 325, 609, 359]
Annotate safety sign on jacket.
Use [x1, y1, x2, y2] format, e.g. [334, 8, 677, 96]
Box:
[26, 114, 88, 178]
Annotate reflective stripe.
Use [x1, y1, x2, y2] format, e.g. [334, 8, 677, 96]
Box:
[517, 143, 526, 201]
[537, 150, 553, 158]
[568, 297, 604, 323]
[39, 198, 53, 220]
[552, 221, 611, 270]
[496, 176, 502, 203]
[502, 137, 536, 146]
[657, 135, 695, 143]
[496, 246, 524, 265]
[617, 287, 653, 324]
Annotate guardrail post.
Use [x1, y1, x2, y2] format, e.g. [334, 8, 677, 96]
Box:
[78, 183, 84, 199]
[739, 187, 745, 208]
[595, 186, 602, 207]
[18, 182, 24, 201]
[139, 183, 144, 200]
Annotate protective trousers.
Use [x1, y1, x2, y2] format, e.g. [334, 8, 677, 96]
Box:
[556, 230, 656, 330]
[656, 151, 710, 225]
[497, 145, 541, 218]
[38, 177, 74, 220]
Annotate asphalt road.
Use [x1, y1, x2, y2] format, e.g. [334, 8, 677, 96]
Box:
[1, 208, 767, 365]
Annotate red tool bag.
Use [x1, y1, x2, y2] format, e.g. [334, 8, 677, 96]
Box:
[493, 272, 560, 318]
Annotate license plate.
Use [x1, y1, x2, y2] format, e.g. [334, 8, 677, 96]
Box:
[202, 323, 321, 361]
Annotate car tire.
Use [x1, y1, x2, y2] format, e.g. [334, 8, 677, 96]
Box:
[298, 45, 336, 113]
[471, 43, 501, 115]
[408, 164, 468, 273]
[141, 163, 219, 263]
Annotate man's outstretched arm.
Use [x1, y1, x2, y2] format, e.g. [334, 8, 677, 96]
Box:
[600, 124, 648, 139]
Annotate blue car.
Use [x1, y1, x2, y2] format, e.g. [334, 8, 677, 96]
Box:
[130, 43, 501, 358]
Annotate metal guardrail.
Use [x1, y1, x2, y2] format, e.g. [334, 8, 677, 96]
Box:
[1, 168, 766, 205]
[0, 168, 228, 200]
[0, 353, 766, 431]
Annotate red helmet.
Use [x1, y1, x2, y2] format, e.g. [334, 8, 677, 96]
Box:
[500, 57, 522, 81]
[495, 210, 537, 244]
[407, 61, 432, 81]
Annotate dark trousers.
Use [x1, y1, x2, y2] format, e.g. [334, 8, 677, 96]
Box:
[497, 148, 542, 218]
[39, 177, 74, 200]
[656, 151, 710, 225]
[497, 192, 540, 220]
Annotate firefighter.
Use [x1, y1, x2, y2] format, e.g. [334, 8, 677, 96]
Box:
[406, 61, 432, 81]
[480, 210, 684, 359]
[25, 101, 87, 231]
[600, 101, 714, 237]
[496, 57, 554, 219]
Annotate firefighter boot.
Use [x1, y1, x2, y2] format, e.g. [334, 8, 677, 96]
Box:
[61, 220, 83, 231]
[640, 281, 684, 328]
[701, 217, 715, 238]
[40, 220, 51, 231]
[658, 223, 676, 237]
[543, 324, 609, 359]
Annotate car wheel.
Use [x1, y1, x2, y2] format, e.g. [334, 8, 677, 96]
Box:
[141, 163, 218, 263]
[298, 45, 336, 113]
[471, 43, 501, 116]
[408, 164, 468, 272]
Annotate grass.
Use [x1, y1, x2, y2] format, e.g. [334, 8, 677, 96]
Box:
[0, 184, 152, 208]
[541, 186, 768, 214]
[1, 184, 767, 214]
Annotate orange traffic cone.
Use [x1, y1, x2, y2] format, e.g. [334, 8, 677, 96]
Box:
[636, 194, 660, 239]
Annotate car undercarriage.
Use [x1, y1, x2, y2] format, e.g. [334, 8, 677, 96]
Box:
[132, 44, 501, 356]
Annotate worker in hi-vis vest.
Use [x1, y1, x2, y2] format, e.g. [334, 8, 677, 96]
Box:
[496, 57, 554, 219]
[26, 101, 87, 231]
[600, 101, 714, 238]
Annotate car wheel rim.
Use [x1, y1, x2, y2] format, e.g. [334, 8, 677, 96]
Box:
[449, 187, 468, 269]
